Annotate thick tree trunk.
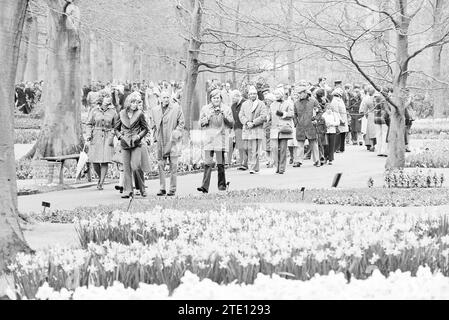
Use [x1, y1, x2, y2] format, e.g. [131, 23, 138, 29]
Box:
[104, 38, 113, 82]
[0, 0, 31, 279]
[89, 31, 96, 81]
[24, 14, 39, 82]
[232, 0, 241, 88]
[182, 0, 204, 131]
[132, 46, 140, 82]
[80, 33, 91, 86]
[386, 0, 408, 169]
[286, 0, 295, 84]
[31, 0, 83, 159]
[432, 0, 447, 118]
[16, 11, 33, 82]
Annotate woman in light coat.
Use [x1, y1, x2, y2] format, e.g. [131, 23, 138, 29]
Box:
[332, 88, 349, 153]
[87, 90, 117, 190]
[359, 86, 376, 151]
[197, 89, 234, 193]
[322, 103, 340, 165]
[268, 89, 294, 174]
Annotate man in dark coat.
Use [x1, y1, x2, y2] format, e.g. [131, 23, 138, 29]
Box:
[16, 83, 29, 114]
[231, 89, 248, 170]
[293, 86, 321, 167]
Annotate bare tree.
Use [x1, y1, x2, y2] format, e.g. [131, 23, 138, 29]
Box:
[233, 0, 449, 168]
[0, 0, 32, 292]
[25, 0, 83, 159]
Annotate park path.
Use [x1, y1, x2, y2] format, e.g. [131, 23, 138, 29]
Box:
[20, 144, 390, 250]
[19, 144, 386, 214]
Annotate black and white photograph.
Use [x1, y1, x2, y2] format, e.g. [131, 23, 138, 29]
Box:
[2, 0, 449, 305]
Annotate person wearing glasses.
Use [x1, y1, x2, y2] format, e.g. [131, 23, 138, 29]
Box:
[114, 92, 149, 198]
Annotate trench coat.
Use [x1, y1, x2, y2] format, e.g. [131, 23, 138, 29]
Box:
[200, 103, 234, 151]
[87, 105, 117, 163]
[359, 95, 376, 141]
[239, 99, 267, 140]
[331, 97, 349, 133]
[293, 97, 320, 141]
[268, 100, 294, 140]
[150, 102, 185, 159]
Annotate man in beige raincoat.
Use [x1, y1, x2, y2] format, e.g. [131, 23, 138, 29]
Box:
[150, 90, 185, 196]
[239, 86, 268, 174]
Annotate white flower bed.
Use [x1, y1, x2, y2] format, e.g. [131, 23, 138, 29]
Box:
[34, 268, 449, 300]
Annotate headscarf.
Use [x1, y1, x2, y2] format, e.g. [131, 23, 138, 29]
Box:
[210, 88, 222, 99]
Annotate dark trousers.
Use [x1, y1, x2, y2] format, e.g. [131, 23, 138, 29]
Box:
[325, 133, 336, 162]
[201, 151, 226, 192]
[335, 132, 346, 152]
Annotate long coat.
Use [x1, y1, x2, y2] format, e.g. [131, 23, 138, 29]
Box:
[239, 99, 267, 140]
[374, 94, 389, 125]
[150, 102, 185, 159]
[331, 97, 349, 133]
[268, 100, 294, 140]
[348, 93, 362, 132]
[200, 103, 234, 151]
[231, 98, 246, 149]
[359, 95, 376, 141]
[293, 97, 320, 141]
[87, 105, 117, 163]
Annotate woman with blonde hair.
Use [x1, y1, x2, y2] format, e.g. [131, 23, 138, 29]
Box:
[114, 91, 149, 198]
[197, 89, 234, 193]
[87, 89, 117, 190]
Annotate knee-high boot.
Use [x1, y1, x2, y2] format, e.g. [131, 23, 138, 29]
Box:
[217, 164, 226, 191]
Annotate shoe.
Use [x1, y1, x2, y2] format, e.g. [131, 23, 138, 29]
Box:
[197, 187, 208, 194]
[353, 142, 357, 145]
[141, 191, 147, 197]
[405, 149, 411, 153]
[279, 171, 284, 174]
[238, 166, 248, 171]
[328, 161, 333, 165]
[97, 185, 103, 190]
[167, 192, 176, 197]
[121, 192, 133, 199]
[115, 186, 124, 194]
[218, 187, 227, 192]
[293, 163, 302, 168]
[335, 150, 341, 153]
[157, 190, 166, 196]
[370, 148, 375, 152]
[249, 170, 255, 174]
[313, 162, 321, 167]
[359, 142, 364, 146]
[289, 159, 293, 165]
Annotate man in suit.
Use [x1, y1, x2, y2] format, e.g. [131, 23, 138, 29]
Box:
[230, 90, 247, 169]
[239, 86, 268, 174]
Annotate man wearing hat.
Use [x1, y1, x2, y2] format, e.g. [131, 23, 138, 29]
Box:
[239, 86, 268, 174]
[292, 86, 321, 167]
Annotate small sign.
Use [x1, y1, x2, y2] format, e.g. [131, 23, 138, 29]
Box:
[332, 173, 343, 188]
[42, 201, 51, 208]
[300, 187, 305, 200]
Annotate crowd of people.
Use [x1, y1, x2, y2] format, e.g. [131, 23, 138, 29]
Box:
[80, 76, 416, 198]
[14, 81, 43, 114]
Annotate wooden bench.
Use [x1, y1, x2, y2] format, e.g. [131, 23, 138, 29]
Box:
[41, 154, 80, 185]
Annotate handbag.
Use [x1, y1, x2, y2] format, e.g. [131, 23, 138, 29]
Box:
[279, 124, 293, 134]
